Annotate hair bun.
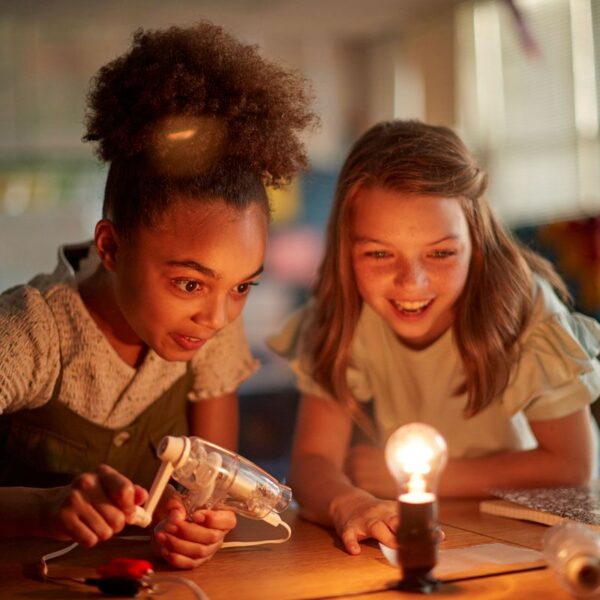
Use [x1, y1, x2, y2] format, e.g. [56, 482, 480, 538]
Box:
[84, 22, 318, 184]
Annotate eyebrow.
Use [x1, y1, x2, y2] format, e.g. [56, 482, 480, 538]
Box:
[352, 234, 460, 246]
[166, 260, 264, 281]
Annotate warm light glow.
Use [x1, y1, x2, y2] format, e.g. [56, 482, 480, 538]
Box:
[166, 128, 197, 141]
[385, 423, 448, 500]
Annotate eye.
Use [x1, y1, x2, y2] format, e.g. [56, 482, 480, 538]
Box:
[365, 250, 391, 260]
[428, 249, 457, 259]
[173, 279, 204, 293]
[233, 281, 259, 296]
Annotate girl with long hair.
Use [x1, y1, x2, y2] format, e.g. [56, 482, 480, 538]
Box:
[270, 119, 600, 555]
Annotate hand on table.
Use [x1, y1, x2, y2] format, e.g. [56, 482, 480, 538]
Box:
[330, 488, 398, 556]
[152, 489, 237, 569]
[44, 464, 147, 547]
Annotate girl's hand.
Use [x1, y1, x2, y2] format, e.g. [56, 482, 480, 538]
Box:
[43, 464, 147, 547]
[346, 444, 397, 499]
[152, 493, 237, 569]
[329, 488, 398, 555]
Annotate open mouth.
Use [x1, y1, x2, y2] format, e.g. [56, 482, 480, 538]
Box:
[182, 335, 203, 343]
[172, 333, 208, 351]
[390, 298, 433, 316]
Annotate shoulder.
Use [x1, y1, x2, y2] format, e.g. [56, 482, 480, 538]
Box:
[0, 280, 63, 413]
[0, 279, 62, 332]
[529, 275, 571, 321]
[522, 276, 600, 357]
[503, 276, 600, 419]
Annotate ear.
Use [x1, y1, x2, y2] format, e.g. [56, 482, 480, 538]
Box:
[94, 219, 120, 272]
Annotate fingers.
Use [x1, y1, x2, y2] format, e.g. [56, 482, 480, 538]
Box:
[340, 517, 397, 556]
[153, 521, 225, 569]
[57, 514, 102, 547]
[133, 485, 148, 506]
[201, 509, 237, 530]
[66, 473, 128, 543]
[54, 490, 112, 547]
[157, 527, 224, 560]
[49, 467, 143, 547]
[96, 464, 139, 511]
[341, 528, 361, 555]
[152, 510, 236, 570]
[334, 494, 399, 556]
[369, 520, 397, 549]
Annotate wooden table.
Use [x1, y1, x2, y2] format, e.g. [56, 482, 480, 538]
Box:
[0, 499, 574, 599]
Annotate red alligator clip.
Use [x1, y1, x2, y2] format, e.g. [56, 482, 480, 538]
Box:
[97, 558, 154, 580]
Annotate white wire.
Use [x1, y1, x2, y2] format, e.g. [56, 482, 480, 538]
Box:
[40, 542, 79, 576]
[150, 575, 210, 599]
[39, 518, 290, 588]
[222, 520, 292, 548]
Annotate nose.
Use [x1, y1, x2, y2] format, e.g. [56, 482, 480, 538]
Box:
[192, 295, 229, 332]
[393, 258, 428, 288]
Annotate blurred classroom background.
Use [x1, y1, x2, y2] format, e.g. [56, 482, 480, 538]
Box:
[1, 0, 600, 476]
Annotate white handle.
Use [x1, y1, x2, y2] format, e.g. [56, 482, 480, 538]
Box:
[128, 436, 192, 527]
[129, 460, 175, 527]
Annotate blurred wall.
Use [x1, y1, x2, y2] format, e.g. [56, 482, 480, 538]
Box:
[0, 0, 459, 289]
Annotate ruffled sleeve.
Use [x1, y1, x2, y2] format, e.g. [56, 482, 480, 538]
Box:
[503, 311, 600, 420]
[187, 316, 259, 401]
[266, 305, 372, 402]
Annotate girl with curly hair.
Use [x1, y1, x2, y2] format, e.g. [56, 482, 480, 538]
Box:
[0, 22, 316, 568]
[269, 119, 600, 555]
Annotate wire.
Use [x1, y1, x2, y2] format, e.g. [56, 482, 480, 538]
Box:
[37, 518, 291, 597]
[150, 575, 210, 599]
[39, 542, 80, 579]
[38, 541, 211, 599]
[222, 520, 292, 548]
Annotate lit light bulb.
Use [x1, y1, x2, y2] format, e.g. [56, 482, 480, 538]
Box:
[385, 423, 448, 593]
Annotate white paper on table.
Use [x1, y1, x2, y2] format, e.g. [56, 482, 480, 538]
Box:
[380, 542, 543, 576]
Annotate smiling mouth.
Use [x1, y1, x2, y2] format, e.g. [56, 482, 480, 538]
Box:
[390, 299, 433, 315]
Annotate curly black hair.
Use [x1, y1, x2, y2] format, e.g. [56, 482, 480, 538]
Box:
[83, 21, 318, 235]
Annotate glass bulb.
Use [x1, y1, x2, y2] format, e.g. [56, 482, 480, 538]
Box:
[385, 423, 448, 503]
[544, 522, 600, 598]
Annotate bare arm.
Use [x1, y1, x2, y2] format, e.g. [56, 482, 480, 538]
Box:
[187, 392, 239, 451]
[440, 407, 596, 496]
[289, 393, 354, 524]
[347, 407, 597, 499]
[289, 394, 397, 554]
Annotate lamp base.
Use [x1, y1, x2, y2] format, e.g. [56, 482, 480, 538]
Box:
[397, 568, 441, 594]
[397, 499, 441, 594]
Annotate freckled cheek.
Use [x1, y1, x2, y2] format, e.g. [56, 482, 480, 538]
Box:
[353, 267, 390, 300]
[434, 264, 469, 296]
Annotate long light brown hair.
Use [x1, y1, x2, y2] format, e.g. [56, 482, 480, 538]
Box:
[307, 120, 569, 434]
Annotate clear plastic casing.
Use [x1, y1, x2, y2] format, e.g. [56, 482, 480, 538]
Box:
[170, 436, 292, 521]
[543, 521, 600, 598]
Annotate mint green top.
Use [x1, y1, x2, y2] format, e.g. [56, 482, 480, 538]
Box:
[268, 278, 600, 458]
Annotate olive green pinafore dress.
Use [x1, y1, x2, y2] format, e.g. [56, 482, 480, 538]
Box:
[0, 369, 190, 490]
